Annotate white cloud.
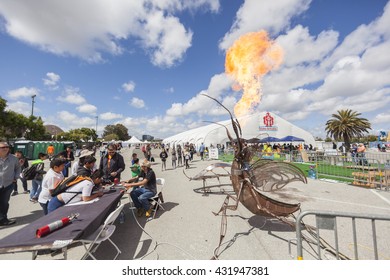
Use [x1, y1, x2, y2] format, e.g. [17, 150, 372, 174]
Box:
[276, 25, 338, 67]
[100, 112, 123, 120]
[372, 112, 390, 125]
[43, 72, 60, 89]
[6, 87, 39, 100]
[77, 104, 97, 114]
[166, 73, 233, 117]
[219, 0, 311, 50]
[58, 110, 95, 129]
[130, 97, 145, 108]
[0, 1, 218, 67]
[122, 81, 136, 92]
[6, 101, 31, 116]
[58, 87, 86, 104]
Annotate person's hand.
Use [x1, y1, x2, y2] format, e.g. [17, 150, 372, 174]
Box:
[110, 171, 117, 177]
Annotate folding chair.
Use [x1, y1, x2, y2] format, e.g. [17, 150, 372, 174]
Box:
[148, 178, 165, 219]
[79, 203, 124, 260]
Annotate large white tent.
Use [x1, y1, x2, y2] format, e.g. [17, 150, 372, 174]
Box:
[162, 111, 315, 148]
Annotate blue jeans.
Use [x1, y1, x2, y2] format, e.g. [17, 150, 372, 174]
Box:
[62, 162, 71, 177]
[130, 188, 155, 210]
[30, 179, 42, 199]
[40, 201, 49, 215]
[47, 196, 65, 213]
[0, 184, 14, 221]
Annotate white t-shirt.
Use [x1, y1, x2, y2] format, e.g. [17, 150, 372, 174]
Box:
[61, 179, 95, 204]
[38, 168, 64, 204]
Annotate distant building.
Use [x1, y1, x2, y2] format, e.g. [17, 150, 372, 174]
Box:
[142, 135, 154, 141]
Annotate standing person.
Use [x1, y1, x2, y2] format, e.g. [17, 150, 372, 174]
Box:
[357, 143, 367, 165]
[184, 148, 190, 169]
[38, 157, 65, 215]
[60, 146, 74, 177]
[159, 148, 168, 171]
[0, 141, 20, 226]
[99, 144, 125, 183]
[29, 153, 47, 203]
[12, 150, 29, 195]
[171, 146, 177, 169]
[177, 145, 182, 167]
[189, 144, 195, 161]
[46, 144, 55, 161]
[123, 161, 156, 218]
[199, 143, 205, 161]
[146, 144, 152, 161]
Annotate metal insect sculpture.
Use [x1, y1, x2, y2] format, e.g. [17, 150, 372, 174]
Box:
[201, 94, 307, 259]
[183, 163, 233, 194]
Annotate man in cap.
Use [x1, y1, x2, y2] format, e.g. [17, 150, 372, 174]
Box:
[123, 160, 156, 218]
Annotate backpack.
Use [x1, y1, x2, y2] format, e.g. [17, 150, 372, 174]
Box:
[50, 175, 92, 197]
[22, 162, 44, 180]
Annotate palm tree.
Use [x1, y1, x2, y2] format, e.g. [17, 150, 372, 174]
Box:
[325, 109, 371, 150]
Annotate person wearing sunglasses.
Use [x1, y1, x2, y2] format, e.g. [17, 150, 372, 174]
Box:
[0, 141, 21, 226]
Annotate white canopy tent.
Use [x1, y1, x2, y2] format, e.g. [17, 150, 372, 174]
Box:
[163, 111, 316, 149]
[122, 136, 143, 146]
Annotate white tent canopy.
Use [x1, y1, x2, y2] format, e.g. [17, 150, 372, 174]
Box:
[162, 111, 316, 149]
[122, 136, 143, 146]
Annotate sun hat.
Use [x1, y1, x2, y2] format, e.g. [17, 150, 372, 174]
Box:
[79, 149, 94, 158]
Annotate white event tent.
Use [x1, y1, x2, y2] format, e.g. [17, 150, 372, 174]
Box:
[122, 136, 143, 146]
[162, 111, 315, 149]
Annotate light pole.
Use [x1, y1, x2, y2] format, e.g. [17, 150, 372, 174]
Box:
[31, 94, 36, 117]
[95, 116, 98, 137]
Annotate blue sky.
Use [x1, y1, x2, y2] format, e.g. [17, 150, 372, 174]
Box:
[0, 0, 389, 140]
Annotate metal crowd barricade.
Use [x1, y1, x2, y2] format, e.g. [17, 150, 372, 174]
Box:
[293, 210, 390, 260]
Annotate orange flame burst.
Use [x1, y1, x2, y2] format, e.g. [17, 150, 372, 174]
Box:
[225, 30, 283, 117]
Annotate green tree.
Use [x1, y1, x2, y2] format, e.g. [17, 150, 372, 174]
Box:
[58, 127, 97, 142]
[104, 133, 119, 141]
[325, 109, 371, 149]
[102, 124, 129, 140]
[0, 97, 47, 140]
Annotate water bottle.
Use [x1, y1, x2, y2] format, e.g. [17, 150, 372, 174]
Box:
[308, 166, 316, 179]
[119, 211, 125, 224]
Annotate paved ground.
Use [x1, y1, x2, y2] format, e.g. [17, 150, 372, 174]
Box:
[1, 147, 390, 260]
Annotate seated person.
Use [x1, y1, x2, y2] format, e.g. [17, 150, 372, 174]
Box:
[47, 170, 104, 213]
[122, 161, 156, 218]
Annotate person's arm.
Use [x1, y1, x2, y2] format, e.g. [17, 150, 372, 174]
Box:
[116, 154, 125, 174]
[82, 191, 103, 201]
[123, 177, 148, 190]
